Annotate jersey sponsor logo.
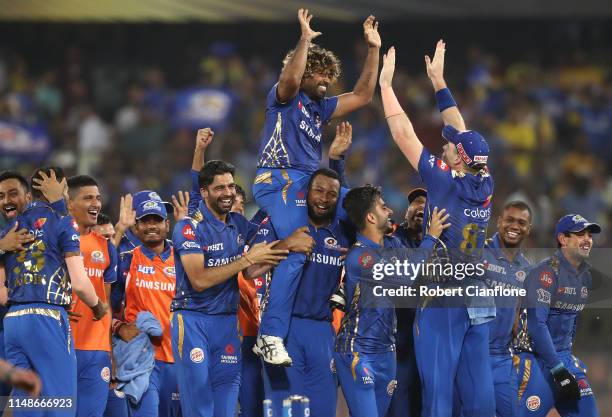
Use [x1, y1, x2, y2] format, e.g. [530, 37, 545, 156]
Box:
[257, 228, 270, 236]
[72, 219, 79, 230]
[182, 225, 196, 240]
[297, 100, 310, 118]
[163, 266, 176, 277]
[577, 378, 593, 396]
[456, 143, 473, 165]
[137, 265, 156, 274]
[295, 191, 307, 207]
[190, 348, 204, 363]
[537, 288, 551, 304]
[135, 278, 175, 292]
[358, 252, 374, 269]
[91, 250, 105, 263]
[552, 301, 585, 311]
[526, 395, 540, 411]
[85, 267, 105, 278]
[483, 194, 493, 208]
[485, 278, 523, 293]
[463, 207, 491, 219]
[182, 241, 201, 250]
[71, 234, 80, 242]
[474, 154, 488, 164]
[485, 262, 506, 275]
[33, 218, 47, 229]
[101, 367, 111, 382]
[307, 252, 344, 266]
[581, 286, 588, 299]
[387, 379, 398, 396]
[299, 120, 322, 142]
[516, 270, 526, 282]
[205, 242, 224, 252]
[207, 254, 241, 267]
[437, 159, 449, 171]
[221, 344, 238, 364]
[557, 286, 576, 295]
[361, 367, 374, 384]
[428, 155, 435, 168]
[253, 277, 264, 289]
[539, 271, 553, 288]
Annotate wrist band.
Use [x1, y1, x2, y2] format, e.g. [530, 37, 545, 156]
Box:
[381, 86, 404, 119]
[112, 319, 126, 335]
[435, 88, 457, 112]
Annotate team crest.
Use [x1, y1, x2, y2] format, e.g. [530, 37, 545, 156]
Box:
[148, 192, 161, 200]
[91, 250, 105, 263]
[101, 367, 111, 382]
[237, 234, 245, 245]
[163, 266, 176, 277]
[581, 286, 588, 299]
[358, 252, 374, 269]
[515, 270, 526, 282]
[143, 201, 161, 211]
[387, 379, 398, 396]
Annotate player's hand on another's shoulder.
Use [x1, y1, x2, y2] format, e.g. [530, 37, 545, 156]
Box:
[428, 207, 451, 239]
[117, 323, 140, 342]
[379, 47, 396, 88]
[298, 9, 322, 42]
[195, 128, 214, 151]
[285, 226, 315, 256]
[246, 241, 289, 266]
[329, 122, 353, 160]
[363, 15, 381, 49]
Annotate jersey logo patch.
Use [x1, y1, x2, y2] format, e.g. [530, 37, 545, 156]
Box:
[515, 270, 526, 282]
[190, 348, 204, 363]
[101, 367, 111, 382]
[387, 379, 398, 396]
[526, 395, 540, 411]
[581, 286, 588, 299]
[539, 271, 553, 288]
[182, 225, 196, 241]
[437, 159, 449, 171]
[358, 252, 374, 269]
[33, 218, 47, 229]
[91, 250, 105, 263]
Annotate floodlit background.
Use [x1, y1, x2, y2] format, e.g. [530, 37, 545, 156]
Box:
[0, 0, 611, 414]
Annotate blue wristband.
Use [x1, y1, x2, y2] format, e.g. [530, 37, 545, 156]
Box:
[435, 88, 457, 112]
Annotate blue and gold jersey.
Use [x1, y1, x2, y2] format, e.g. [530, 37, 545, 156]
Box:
[1, 201, 80, 306]
[257, 84, 338, 173]
[171, 201, 259, 314]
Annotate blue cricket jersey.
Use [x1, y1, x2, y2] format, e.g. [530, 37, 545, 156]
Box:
[483, 233, 531, 355]
[254, 217, 354, 322]
[336, 233, 438, 354]
[171, 201, 258, 314]
[1, 201, 80, 306]
[256, 84, 339, 173]
[524, 251, 592, 370]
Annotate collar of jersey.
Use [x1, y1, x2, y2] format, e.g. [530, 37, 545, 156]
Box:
[356, 233, 383, 249]
[198, 201, 235, 232]
[124, 228, 143, 248]
[140, 239, 173, 262]
[26, 201, 53, 211]
[298, 90, 312, 106]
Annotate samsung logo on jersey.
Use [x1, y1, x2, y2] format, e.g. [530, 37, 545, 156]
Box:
[207, 254, 241, 267]
[135, 278, 175, 292]
[464, 207, 491, 219]
[137, 265, 156, 274]
[299, 120, 322, 142]
[307, 252, 344, 266]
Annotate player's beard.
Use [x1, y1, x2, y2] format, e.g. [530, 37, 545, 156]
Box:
[308, 203, 334, 225]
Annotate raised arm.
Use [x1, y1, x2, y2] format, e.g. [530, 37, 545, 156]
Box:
[425, 39, 466, 131]
[277, 9, 322, 103]
[328, 122, 352, 187]
[332, 16, 381, 119]
[379, 47, 423, 170]
[113, 195, 135, 248]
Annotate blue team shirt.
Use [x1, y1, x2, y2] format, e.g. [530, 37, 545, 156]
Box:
[118, 228, 143, 255]
[483, 233, 531, 355]
[171, 201, 258, 314]
[1, 201, 80, 306]
[254, 217, 354, 322]
[417, 148, 495, 321]
[524, 251, 592, 370]
[257, 84, 339, 173]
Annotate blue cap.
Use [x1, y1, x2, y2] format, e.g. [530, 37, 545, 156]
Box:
[442, 125, 489, 168]
[133, 190, 173, 214]
[555, 214, 601, 237]
[135, 199, 168, 220]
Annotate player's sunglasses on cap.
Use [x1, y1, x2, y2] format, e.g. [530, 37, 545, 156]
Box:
[555, 214, 602, 237]
[135, 199, 168, 220]
[442, 125, 489, 168]
[407, 188, 427, 203]
[132, 190, 174, 214]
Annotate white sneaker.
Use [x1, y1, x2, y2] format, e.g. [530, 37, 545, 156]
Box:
[253, 335, 293, 366]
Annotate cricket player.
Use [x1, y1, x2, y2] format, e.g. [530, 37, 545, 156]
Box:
[253, 8, 381, 364]
[387, 187, 427, 417]
[516, 214, 600, 416]
[114, 196, 180, 417]
[93, 213, 116, 241]
[336, 186, 449, 417]
[67, 175, 118, 417]
[171, 160, 290, 417]
[0, 166, 107, 417]
[379, 42, 495, 416]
